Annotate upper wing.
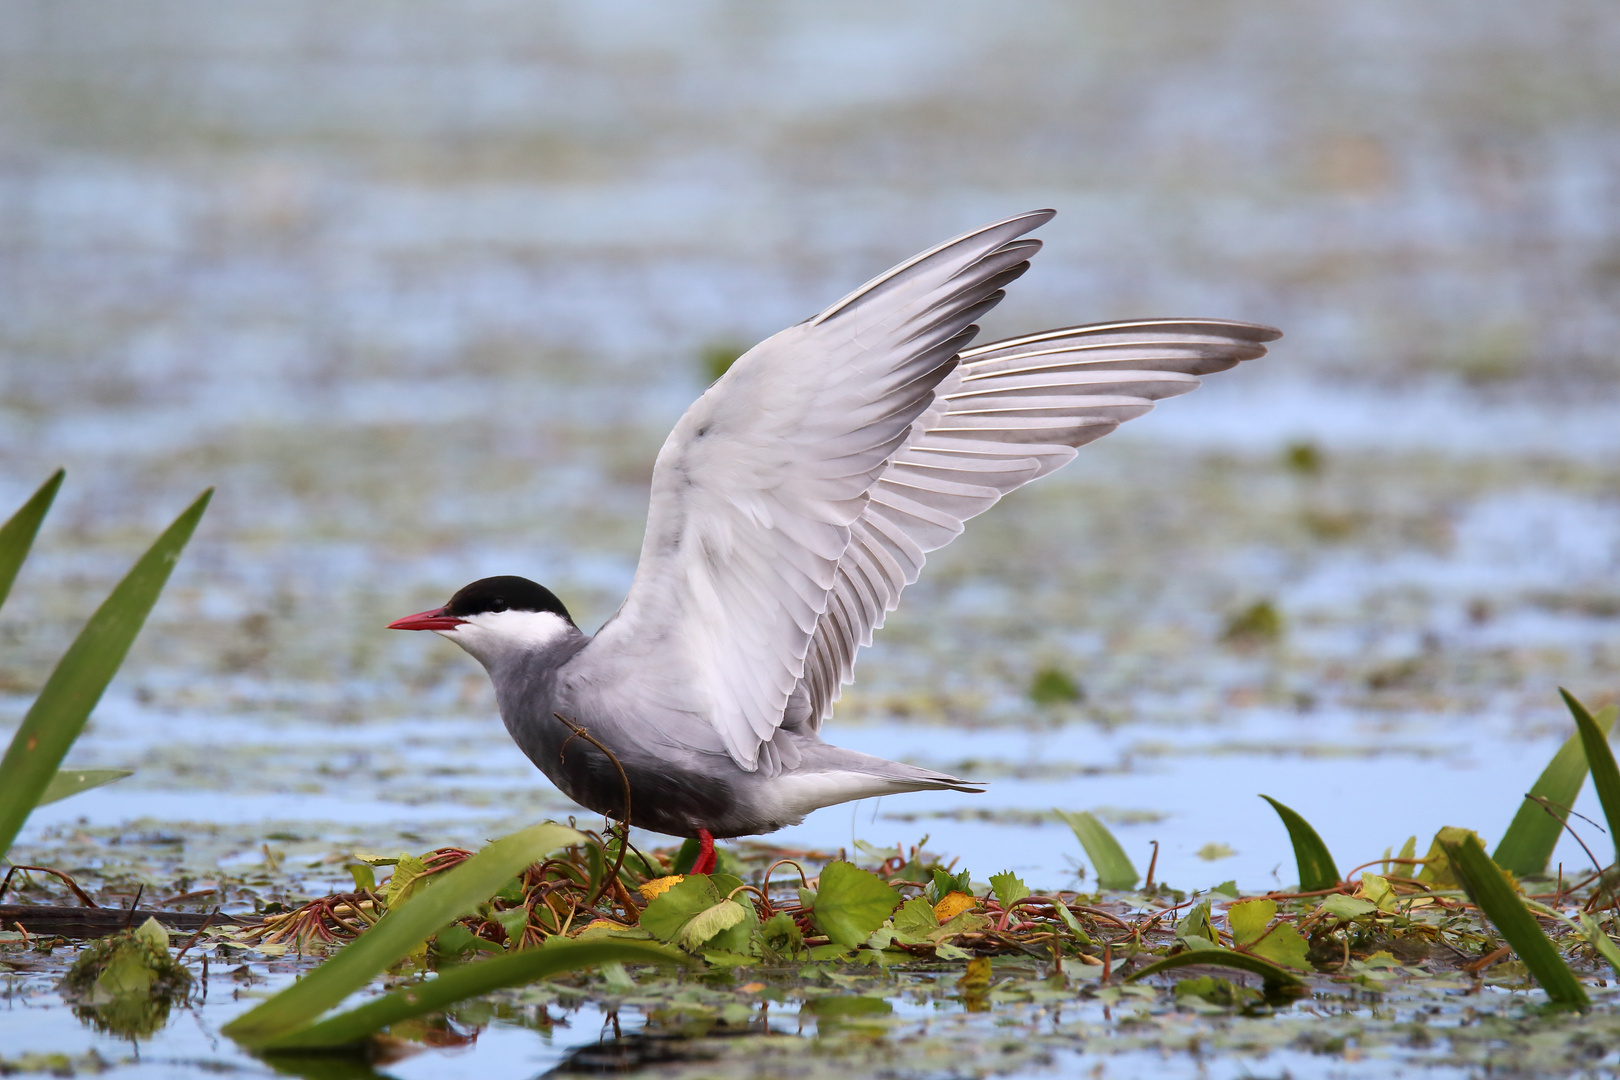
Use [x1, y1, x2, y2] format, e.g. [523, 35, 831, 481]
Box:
[796, 319, 1283, 724]
[590, 210, 1057, 770]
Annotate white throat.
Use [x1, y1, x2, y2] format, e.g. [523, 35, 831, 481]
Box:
[437, 609, 575, 670]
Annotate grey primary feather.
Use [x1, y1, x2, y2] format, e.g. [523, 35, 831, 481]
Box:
[797, 318, 1282, 725]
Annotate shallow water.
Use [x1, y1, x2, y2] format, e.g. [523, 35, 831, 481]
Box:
[4, 1, 1620, 1074]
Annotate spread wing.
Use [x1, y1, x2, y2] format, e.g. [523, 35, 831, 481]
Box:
[591, 210, 1056, 770]
[796, 319, 1283, 724]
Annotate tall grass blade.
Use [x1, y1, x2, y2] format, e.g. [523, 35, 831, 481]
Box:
[1056, 809, 1139, 890]
[0, 470, 64, 612]
[222, 822, 584, 1046]
[1494, 704, 1617, 876]
[1562, 689, 1620, 867]
[1440, 828, 1589, 1009]
[258, 939, 685, 1050]
[37, 768, 133, 806]
[1259, 795, 1340, 890]
[0, 489, 211, 860]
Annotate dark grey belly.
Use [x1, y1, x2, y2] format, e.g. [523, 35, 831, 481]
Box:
[540, 735, 761, 838]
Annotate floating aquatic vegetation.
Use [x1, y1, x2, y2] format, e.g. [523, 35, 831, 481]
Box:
[12, 690, 1620, 1073]
[59, 917, 192, 1039]
[200, 689, 1620, 1046]
[1220, 598, 1283, 646]
[1028, 666, 1083, 706]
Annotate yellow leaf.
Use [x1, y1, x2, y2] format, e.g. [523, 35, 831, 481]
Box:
[933, 891, 977, 921]
[639, 875, 684, 902]
[957, 956, 992, 992]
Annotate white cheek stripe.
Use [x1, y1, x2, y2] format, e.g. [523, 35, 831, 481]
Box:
[478, 610, 573, 648]
[440, 609, 575, 668]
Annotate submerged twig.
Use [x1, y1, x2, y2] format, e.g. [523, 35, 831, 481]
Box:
[0, 865, 98, 908]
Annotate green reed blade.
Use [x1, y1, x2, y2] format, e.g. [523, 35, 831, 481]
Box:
[1056, 809, 1139, 891]
[0, 489, 210, 860]
[258, 939, 686, 1050]
[1441, 827, 1589, 1009]
[1495, 703, 1617, 876]
[222, 822, 584, 1045]
[1260, 795, 1340, 891]
[1563, 689, 1620, 868]
[0, 470, 64, 613]
[36, 768, 134, 806]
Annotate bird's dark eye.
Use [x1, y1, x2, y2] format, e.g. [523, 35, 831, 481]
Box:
[489, 598, 507, 613]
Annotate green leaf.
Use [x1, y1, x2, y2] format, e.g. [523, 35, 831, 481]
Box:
[494, 907, 530, 946]
[347, 863, 377, 893]
[1248, 923, 1312, 971]
[132, 916, 170, 953]
[639, 874, 756, 953]
[1318, 895, 1378, 921]
[1439, 827, 1589, 1009]
[0, 489, 211, 860]
[1176, 900, 1217, 945]
[928, 867, 972, 903]
[891, 897, 939, 942]
[989, 871, 1030, 909]
[35, 768, 133, 806]
[756, 911, 805, 961]
[1055, 809, 1139, 891]
[809, 862, 900, 948]
[1563, 689, 1620, 868]
[1577, 913, 1620, 979]
[1419, 827, 1482, 888]
[1052, 901, 1094, 946]
[679, 899, 747, 950]
[933, 909, 990, 942]
[222, 822, 584, 1045]
[1228, 899, 1276, 947]
[1226, 898, 1312, 968]
[0, 470, 63, 613]
[1359, 873, 1397, 912]
[257, 940, 684, 1050]
[1259, 795, 1340, 890]
[384, 853, 432, 909]
[1495, 703, 1618, 876]
[1126, 947, 1305, 992]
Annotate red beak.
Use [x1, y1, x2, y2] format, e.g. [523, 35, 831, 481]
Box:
[387, 608, 465, 631]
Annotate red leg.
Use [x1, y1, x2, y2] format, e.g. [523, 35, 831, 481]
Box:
[691, 828, 717, 875]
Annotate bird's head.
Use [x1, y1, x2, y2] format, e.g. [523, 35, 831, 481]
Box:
[388, 575, 577, 669]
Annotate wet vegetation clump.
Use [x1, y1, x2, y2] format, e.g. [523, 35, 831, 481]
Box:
[59, 918, 192, 1038]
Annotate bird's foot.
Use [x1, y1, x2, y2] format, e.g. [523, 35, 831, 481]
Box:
[691, 828, 717, 875]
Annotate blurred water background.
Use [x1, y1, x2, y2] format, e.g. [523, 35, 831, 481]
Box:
[4, 0, 1620, 896]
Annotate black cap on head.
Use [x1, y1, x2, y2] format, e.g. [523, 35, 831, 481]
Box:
[443, 576, 574, 624]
